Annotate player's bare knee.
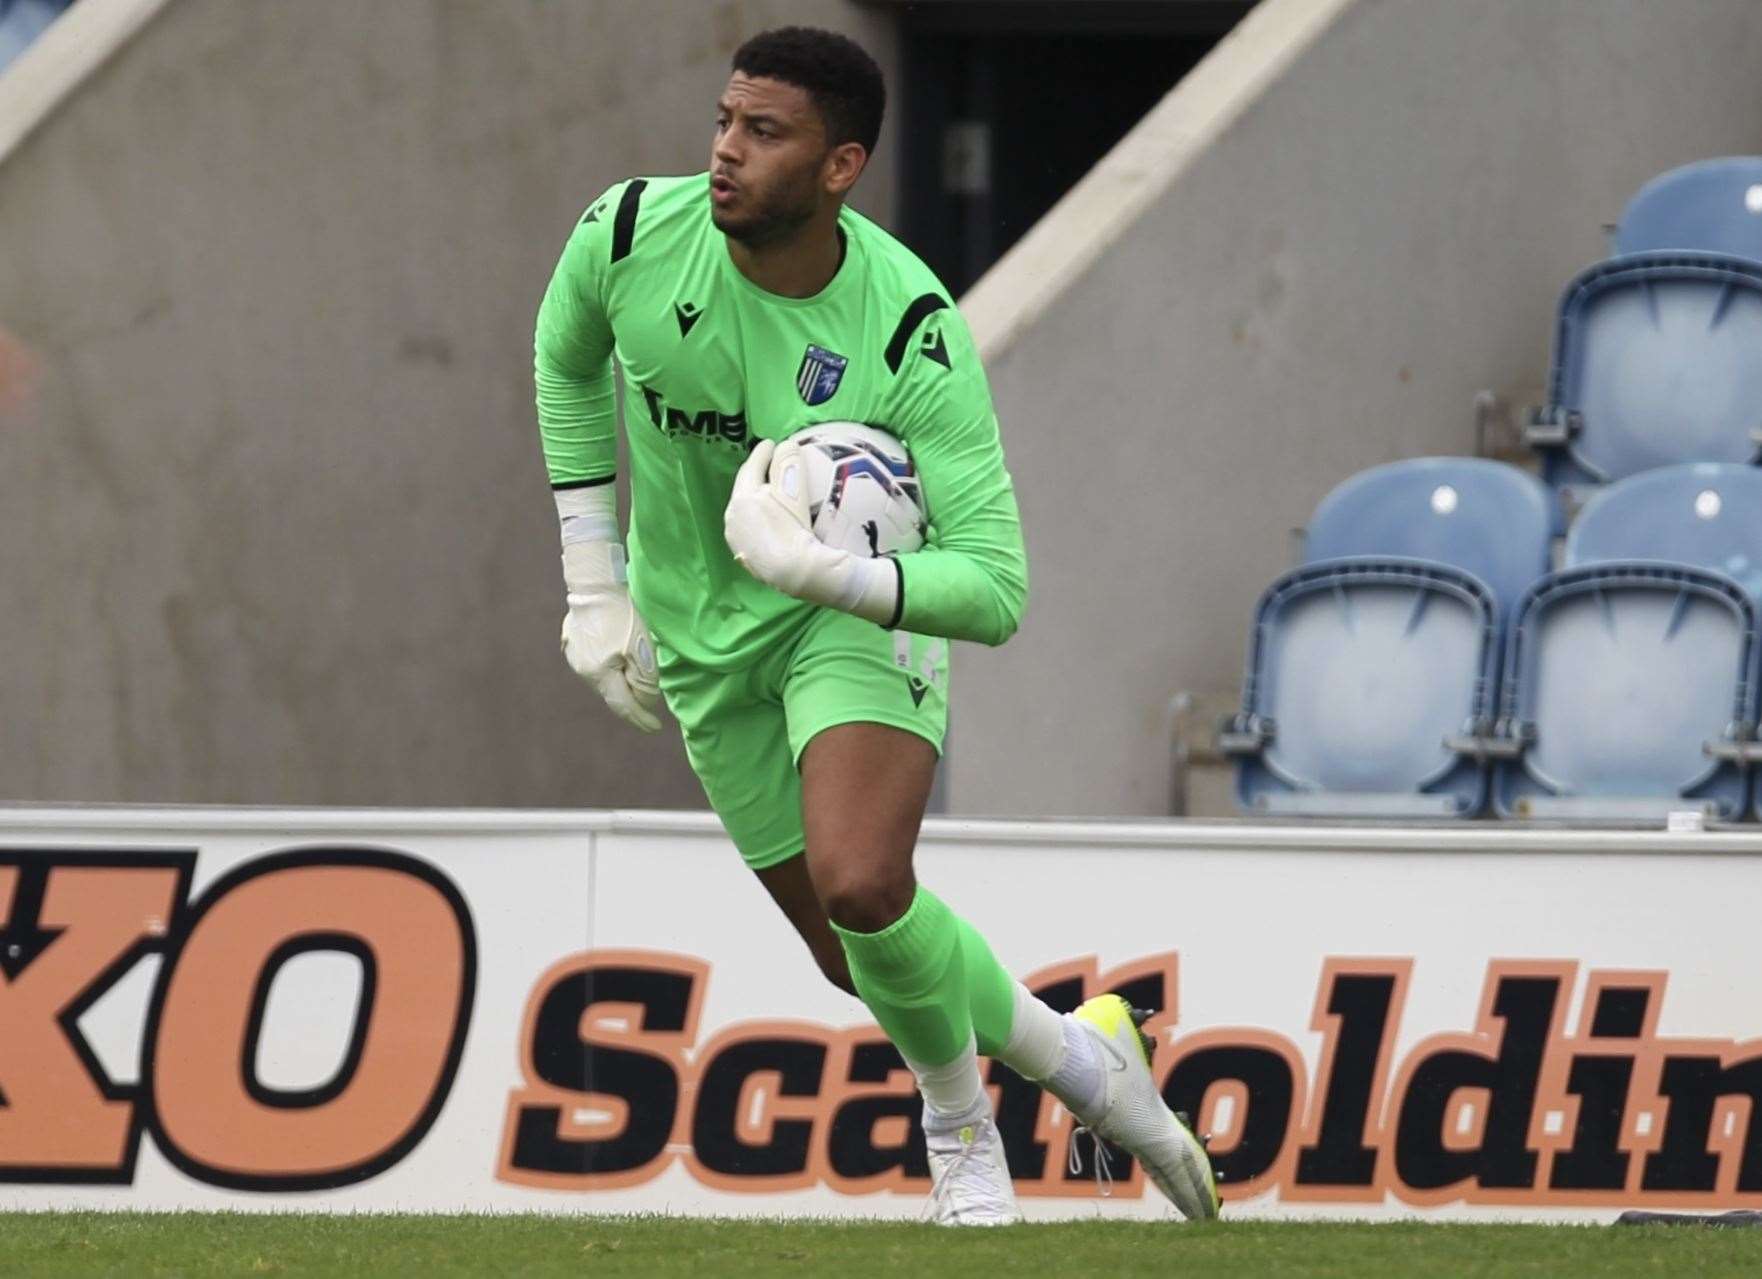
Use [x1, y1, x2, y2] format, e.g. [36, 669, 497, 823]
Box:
[818, 867, 914, 934]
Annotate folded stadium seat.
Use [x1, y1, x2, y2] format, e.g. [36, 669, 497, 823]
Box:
[1525, 253, 1762, 511]
[1224, 459, 1552, 819]
[1614, 157, 1762, 260]
[1491, 463, 1762, 822]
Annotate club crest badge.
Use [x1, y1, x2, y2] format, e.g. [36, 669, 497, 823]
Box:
[796, 344, 849, 406]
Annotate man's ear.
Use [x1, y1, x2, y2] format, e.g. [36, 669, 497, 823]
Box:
[823, 142, 868, 197]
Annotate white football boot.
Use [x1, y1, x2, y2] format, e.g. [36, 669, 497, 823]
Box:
[922, 1108, 1023, 1226]
[1066, 993, 1220, 1220]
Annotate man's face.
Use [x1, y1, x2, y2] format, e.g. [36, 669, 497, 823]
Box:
[710, 74, 833, 245]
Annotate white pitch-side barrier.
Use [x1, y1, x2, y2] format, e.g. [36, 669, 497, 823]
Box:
[0, 804, 1757, 1222]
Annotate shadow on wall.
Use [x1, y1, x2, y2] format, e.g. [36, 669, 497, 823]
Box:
[895, 2, 1253, 294]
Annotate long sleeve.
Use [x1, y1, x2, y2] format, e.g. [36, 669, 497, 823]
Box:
[890, 306, 1029, 646]
[534, 186, 623, 486]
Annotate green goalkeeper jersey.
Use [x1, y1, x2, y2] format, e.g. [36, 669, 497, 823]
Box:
[535, 172, 1028, 670]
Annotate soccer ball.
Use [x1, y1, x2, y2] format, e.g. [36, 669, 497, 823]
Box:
[789, 421, 929, 557]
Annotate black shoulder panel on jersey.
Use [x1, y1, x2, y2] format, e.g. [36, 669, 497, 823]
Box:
[611, 179, 649, 264]
[884, 293, 950, 374]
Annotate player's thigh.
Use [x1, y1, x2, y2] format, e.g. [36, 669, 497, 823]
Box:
[660, 659, 803, 872]
[784, 612, 949, 924]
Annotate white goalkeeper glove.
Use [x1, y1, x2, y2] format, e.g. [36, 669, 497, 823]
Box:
[557, 487, 662, 733]
[723, 438, 901, 625]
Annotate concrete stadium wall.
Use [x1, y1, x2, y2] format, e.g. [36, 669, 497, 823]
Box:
[950, 0, 1762, 819]
[0, 0, 897, 806]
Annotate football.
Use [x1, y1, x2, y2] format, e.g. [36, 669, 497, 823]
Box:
[788, 421, 929, 558]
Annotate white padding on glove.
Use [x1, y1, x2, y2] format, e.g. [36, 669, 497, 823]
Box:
[723, 438, 901, 624]
[561, 537, 663, 733]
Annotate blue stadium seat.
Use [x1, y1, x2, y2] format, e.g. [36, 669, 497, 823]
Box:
[1568, 463, 1762, 599]
[1226, 459, 1552, 818]
[0, 0, 71, 76]
[1526, 254, 1762, 505]
[1491, 465, 1762, 821]
[1305, 457, 1554, 610]
[1616, 157, 1762, 260]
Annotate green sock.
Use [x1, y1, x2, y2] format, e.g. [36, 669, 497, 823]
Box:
[833, 887, 1016, 1068]
[957, 916, 1016, 1057]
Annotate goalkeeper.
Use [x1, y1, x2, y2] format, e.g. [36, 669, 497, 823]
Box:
[534, 25, 1216, 1225]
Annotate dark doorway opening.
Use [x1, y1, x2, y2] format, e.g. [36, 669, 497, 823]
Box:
[881, 1, 1255, 294]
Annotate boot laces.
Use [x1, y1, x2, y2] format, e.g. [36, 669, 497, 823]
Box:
[1067, 1124, 1117, 1197]
[923, 1121, 1015, 1223]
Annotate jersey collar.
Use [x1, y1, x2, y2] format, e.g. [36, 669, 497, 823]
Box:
[718, 212, 862, 309]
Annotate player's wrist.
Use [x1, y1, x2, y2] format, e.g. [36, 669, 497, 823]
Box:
[562, 538, 630, 595]
[557, 484, 633, 603]
[840, 554, 902, 626]
[555, 481, 619, 548]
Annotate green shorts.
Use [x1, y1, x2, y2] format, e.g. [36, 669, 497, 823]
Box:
[657, 608, 950, 870]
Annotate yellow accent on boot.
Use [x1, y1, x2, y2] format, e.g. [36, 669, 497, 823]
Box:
[1073, 993, 1152, 1070]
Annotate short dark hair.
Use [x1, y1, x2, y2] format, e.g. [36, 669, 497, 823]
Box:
[731, 26, 886, 158]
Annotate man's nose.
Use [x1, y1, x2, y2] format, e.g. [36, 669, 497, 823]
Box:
[713, 130, 742, 167]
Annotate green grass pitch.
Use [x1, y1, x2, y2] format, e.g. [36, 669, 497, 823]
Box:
[6, 1213, 1762, 1277]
